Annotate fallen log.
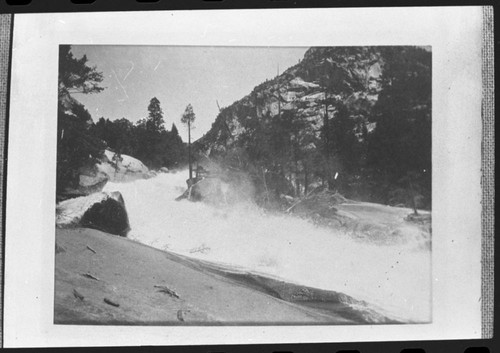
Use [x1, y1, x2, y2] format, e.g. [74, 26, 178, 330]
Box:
[154, 285, 180, 299]
[73, 289, 84, 301]
[81, 273, 100, 281]
[104, 298, 120, 307]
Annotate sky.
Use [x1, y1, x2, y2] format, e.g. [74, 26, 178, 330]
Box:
[70, 45, 308, 141]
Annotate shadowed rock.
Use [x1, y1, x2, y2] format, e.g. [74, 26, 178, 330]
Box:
[58, 171, 109, 202]
[80, 192, 130, 237]
[176, 178, 220, 202]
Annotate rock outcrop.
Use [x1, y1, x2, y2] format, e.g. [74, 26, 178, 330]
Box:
[194, 46, 431, 210]
[57, 191, 131, 237]
[97, 149, 153, 182]
[56, 149, 153, 236]
[58, 149, 153, 201]
[80, 192, 130, 237]
[189, 177, 228, 203]
[196, 47, 383, 157]
[57, 165, 109, 202]
[176, 172, 255, 205]
[176, 176, 230, 204]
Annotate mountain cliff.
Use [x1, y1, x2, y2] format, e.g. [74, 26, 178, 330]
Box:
[195, 46, 431, 209]
[197, 47, 381, 155]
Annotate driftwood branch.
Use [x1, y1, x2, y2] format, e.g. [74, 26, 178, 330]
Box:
[81, 273, 100, 281]
[154, 285, 180, 299]
[104, 298, 120, 307]
[285, 188, 316, 213]
[73, 289, 84, 301]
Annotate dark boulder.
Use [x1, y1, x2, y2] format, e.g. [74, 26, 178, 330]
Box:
[80, 192, 131, 236]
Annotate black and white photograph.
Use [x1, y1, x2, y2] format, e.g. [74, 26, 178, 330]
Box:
[54, 44, 432, 325]
[2, 7, 484, 347]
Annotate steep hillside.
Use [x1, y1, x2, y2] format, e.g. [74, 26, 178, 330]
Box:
[194, 46, 431, 209]
[197, 47, 382, 157]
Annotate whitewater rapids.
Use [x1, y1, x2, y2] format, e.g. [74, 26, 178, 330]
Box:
[103, 171, 431, 323]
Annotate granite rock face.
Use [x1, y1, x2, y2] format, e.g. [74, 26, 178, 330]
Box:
[80, 191, 131, 237]
[196, 47, 383, 157]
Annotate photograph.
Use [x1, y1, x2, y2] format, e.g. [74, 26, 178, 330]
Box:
[54, 44, 432, 326]
[3, 7, 484, 347]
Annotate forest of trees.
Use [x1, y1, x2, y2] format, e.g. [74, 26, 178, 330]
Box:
[57, 45, 185, 194]
[90, 98, 185, 170]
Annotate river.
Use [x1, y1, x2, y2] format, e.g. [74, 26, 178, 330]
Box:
[103, 170, 432, 324]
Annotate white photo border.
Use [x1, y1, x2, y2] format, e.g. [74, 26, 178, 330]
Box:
[4, 7, 482, 347]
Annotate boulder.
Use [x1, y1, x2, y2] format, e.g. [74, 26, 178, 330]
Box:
[176, 171, 255, 204]
[80, 192, 131, 237]
[97, 149, 151, 182]
[58, 166, 109, 202]
[79, 172, 108, 188]
[77, 172, 109, 195]
[176, 176, 232, 204]
[159, 167, 169, 173]
[191, 177, 227, 203]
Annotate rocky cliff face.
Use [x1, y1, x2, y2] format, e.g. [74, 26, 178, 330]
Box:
[195, 46, 431, 209]
[196, 47, 383, 157]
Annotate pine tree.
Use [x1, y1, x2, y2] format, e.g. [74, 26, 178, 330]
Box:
[181, 104, 196, 182]
[314, 47, 379, 190]
[58, 45, 104, 98]
[366, 46, 431, 208]
[146, 97, 165, 132]
[57, 45, 106, 194]
[171, 123, 179, 136]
